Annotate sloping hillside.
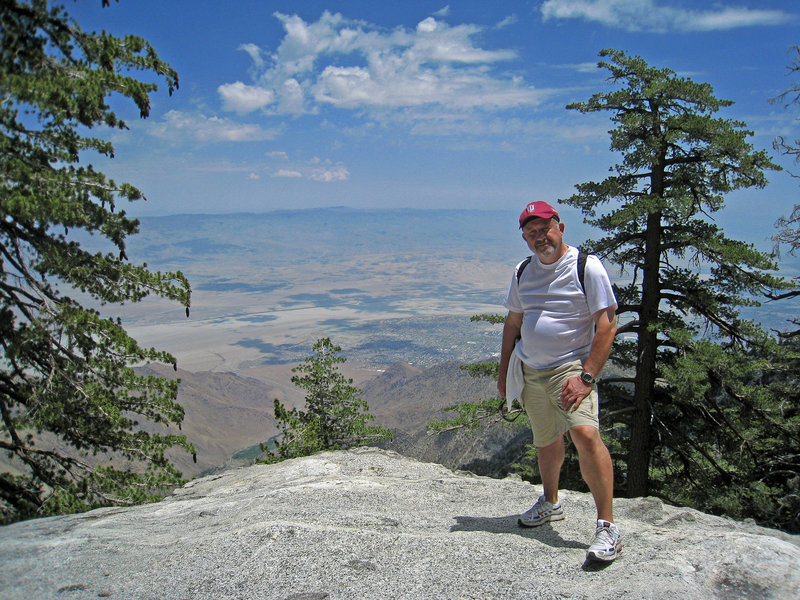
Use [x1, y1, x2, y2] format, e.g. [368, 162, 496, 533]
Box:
[137, 365, 280, 477]
[159, 359, 523, 479]
[362, 361, 528, 474]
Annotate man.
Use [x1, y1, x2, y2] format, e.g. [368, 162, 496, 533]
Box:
[497, 200, 621, 563]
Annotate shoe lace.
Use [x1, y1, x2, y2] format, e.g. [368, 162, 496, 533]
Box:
[523, 498, 546, 518]
[593, 524, 616, 547]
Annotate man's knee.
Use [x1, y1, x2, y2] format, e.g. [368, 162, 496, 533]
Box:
[569, 425, 604, 452]
[537, 434, 564, 452]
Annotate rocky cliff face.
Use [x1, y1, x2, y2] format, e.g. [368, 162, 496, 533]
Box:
[2, 448, 797, 600]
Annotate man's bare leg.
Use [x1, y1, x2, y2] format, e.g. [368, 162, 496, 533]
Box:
[570, 425, 614, 522]
[537, 435, 565, 504]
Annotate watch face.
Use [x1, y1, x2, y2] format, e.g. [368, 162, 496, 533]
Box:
[581, 372, 594, 384]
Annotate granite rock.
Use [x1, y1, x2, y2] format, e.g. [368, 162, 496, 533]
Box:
[2, 447, 798, 600]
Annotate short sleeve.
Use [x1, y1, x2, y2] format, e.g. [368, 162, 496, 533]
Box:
[583, 255, 617, 315]
[503, 261, 526, 313]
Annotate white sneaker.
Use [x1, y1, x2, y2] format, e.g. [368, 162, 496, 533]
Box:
[518, 494, 564, 527]
[586, 520, 622, 562]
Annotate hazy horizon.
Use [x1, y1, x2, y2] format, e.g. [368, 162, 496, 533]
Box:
[74, 208, 800, 378]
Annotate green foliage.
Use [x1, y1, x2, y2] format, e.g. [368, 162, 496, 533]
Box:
[0, 1, 194, 523]
[427, 396, 523, 433]
[459, 361, 498, 379]
[260, 338, 392, 462]
[470, 313, 507, 325]
[658, 337, 800, 532]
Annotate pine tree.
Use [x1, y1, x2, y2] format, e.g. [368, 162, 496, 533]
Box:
[262, 338, 392, 462]
[1, 1, 194, 522]
[564, 48, 786, 497]
[660, 334, 800, 532]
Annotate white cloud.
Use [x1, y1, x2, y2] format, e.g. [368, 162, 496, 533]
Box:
[219, 10, 541, 118]
[278, 78, 306, 114]
[552, 61, 605, 74]
[540, 0, 793, 33]
[267, 151, 288, 159]
[311, 166, 350, 182]
[238, 43, 265, 70]
[496, 15, 519, 29]
[273, 169, 302, 178]
[269, 162, 349, 181]
[248, 172, 260, 180]
[417, 17, 438, 33]
[148, 110, 279, 143]
[218, 81, 275, 114]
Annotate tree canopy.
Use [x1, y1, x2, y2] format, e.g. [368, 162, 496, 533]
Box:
[262, 338, 392, 462]
[1, 0, 194, 522]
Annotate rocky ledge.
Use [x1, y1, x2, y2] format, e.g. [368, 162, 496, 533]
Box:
[1, 447, 798, 599]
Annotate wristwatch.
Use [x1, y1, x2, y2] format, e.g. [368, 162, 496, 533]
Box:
[580, 371, 596, 385]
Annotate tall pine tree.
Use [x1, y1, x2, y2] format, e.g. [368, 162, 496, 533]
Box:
[564, 49, 785, 497]
[1, 1, 193, 522]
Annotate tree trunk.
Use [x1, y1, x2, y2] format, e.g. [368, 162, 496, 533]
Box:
[625, 104, 668, 496]
[626, 205, 662, 497]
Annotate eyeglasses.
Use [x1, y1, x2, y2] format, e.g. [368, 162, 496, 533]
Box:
[522, 224, 554, 238]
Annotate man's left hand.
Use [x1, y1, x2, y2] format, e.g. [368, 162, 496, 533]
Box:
[561, 376, 592, 412]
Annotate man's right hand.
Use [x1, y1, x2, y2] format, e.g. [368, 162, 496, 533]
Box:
[497, 311, 522, 400]
[497, 375, 507, 399]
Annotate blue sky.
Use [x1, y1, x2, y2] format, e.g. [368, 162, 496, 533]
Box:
[69, 1, 799, 250]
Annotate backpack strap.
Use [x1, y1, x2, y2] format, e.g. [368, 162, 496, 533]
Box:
[516, 250, 588, 294]
[577, 250, 587, 295]
[515, 256, 533, 284]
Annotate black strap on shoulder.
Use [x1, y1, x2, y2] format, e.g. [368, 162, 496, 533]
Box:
[515, 256, 533, 283]
[516, 251, 588, 294]
[577, 250, 587, 294]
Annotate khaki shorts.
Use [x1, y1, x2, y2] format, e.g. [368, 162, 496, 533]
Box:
[521, 359, 599, 448]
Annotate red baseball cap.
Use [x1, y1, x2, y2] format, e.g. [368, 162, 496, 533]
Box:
[519, 201, 560, 228]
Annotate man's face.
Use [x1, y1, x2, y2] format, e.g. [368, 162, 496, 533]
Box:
[521, 217, 565, 262]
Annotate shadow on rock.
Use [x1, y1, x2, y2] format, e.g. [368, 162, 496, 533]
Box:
[450, 515, 587, 549]
[581, 558, 616, 572]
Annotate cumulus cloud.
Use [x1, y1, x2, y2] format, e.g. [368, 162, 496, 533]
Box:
[311, 166, 350, 182]
[148, 110, 279, 143]
[218, 10, 543, 118]
[540, 0, 793, 33]
[218, 81, 275, 114]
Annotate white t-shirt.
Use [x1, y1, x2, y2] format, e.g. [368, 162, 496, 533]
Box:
[503, 246, 617, 369]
